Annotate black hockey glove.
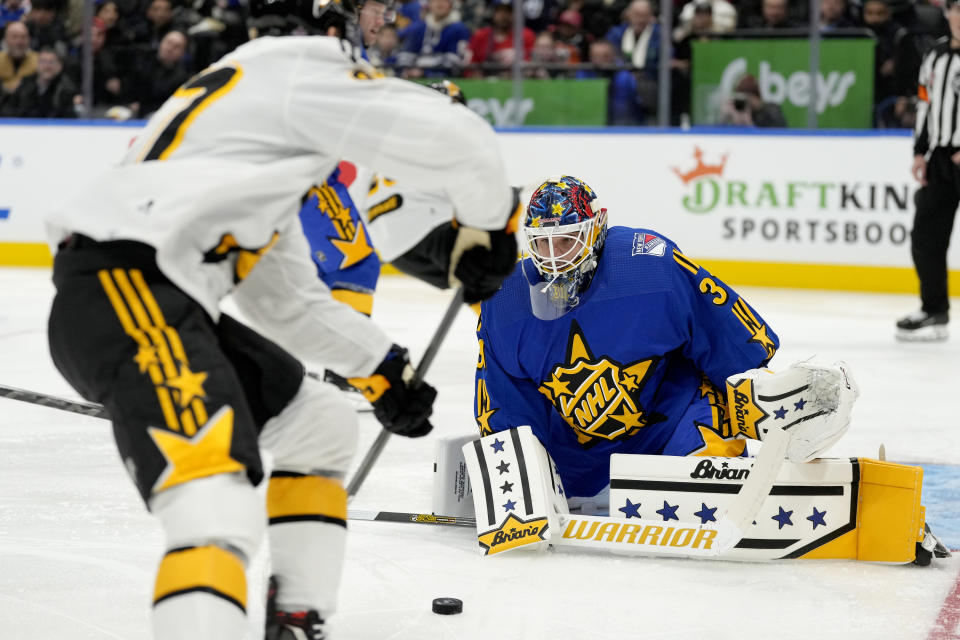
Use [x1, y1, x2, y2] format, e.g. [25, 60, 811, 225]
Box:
[348, 345, 436, 437]
[450, 190, 523, 304]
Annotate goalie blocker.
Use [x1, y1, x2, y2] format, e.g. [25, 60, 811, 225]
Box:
[460, 426, 948, 564]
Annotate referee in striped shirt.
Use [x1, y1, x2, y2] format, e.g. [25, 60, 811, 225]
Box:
[899, 0, 960, 341]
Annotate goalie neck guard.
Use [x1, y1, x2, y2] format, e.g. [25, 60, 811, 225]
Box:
[522, 176, 607, 320]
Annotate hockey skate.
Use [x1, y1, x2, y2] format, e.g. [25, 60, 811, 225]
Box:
[265, 577, 327, 640]
[896, 310, 948, 342]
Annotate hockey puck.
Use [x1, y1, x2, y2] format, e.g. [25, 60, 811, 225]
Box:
[431, 597, 463, 615]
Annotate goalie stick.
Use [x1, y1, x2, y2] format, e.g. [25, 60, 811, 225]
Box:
[346, 286, 465, 497]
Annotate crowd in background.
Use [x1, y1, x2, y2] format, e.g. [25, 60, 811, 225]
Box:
[0, 0, 949, 126]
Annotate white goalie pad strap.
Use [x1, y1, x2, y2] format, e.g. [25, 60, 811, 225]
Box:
[607, 453, 858, 561]
[461, 426, 568, 556]
[726, 360, 860, 463]
[432, 435, 476, 519]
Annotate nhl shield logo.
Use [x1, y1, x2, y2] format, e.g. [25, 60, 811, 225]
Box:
[632, 233, 666, 257]
[539, 321, 664, 445]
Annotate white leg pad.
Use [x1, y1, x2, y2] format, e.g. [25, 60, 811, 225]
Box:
[432, 434, 477, 518]
[462, 426, 568, 555]
[259, 376, 359, 477]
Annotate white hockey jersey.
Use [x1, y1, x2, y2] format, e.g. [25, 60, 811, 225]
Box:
[356, 175, 455, 262]
[45, 35, 513, 376]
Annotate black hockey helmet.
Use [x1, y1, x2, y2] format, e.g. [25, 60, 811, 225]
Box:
[249, 0, 360, 40]
[427, 80, 467, 105]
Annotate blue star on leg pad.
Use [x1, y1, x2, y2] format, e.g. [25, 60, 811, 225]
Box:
[491, 438, 505, 453]
[693, 503, 717, 524]
[772, 506, 794, 529]
[619, 499, 641, 518]
[807, 507, 827, 529]
[656, 501, 679, 521]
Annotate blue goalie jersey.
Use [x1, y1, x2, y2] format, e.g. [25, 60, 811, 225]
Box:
[298, 162, 381, 316]
[475, 226, 780, 498]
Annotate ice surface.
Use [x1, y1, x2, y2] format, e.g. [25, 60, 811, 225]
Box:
[0, 268, 957, 639]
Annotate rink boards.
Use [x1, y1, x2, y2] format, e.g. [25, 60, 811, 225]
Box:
[0, 121, 954, 294]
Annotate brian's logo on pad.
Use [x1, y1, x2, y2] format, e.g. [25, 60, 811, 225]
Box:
[477, 512, 549, 555]
[632, 233, 666, 257]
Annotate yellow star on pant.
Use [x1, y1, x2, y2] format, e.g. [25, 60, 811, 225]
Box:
[148, 406, 245, 493]
[134, 344, 158, 374]
[331, 222, 374, 269]
[166, 363, 208, 407]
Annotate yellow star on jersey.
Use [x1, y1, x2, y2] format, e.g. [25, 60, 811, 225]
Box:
[147, 406, 245, 493]
[134, 344, 159, 374]
[166, 362, 208, 407]
[620, 373, 639, 392]
[698, 377, 715, 399]
[608, 407, 646, 431]
[540, 372, 571, 400]
[331, 222, 374, 269]
[475, 380, 499, 437]
[749, 323, 778, 359]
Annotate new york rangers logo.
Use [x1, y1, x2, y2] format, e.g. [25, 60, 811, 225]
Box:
[632, 233, 666, 257]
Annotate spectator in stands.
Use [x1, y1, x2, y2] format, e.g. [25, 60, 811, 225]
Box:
[131, 0, 175, 49]
[577, 38, 645, 125]
[368, 22, 400, 69]
[863, 0, 905, 127]
[553, 8, 588, 62]
[95, 1, 132, 50]
[128, 29, 188, 117]
[820, 0, 857, 30]
[358, 0, 390, 49]
[605, 0, 660, 78]
[673, 1, 715, 122]
[674, 0, 735, 40]
[740, 0, 797, 29]
[528, 30, 570, 78]
[523, 0, 560, 33]
[0, 21, 37, 97]
[64, 17, 126, 111]
[1, 46, 78, 117]
[467, 0, 535, 73]
[891, 0, 948, 128]
[25, 0, 69, 57]
[0, 0, 26, 29]
[719, 73, 787, 127]
[397, 0, 470, 77]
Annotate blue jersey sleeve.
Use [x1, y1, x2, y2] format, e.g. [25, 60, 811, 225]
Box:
[474, 311, 552, 437]
[298, 167, 381, 315]
[669, 248, 779, 385]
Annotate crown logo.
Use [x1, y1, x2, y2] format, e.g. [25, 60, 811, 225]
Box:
[672, 147, 728, 185]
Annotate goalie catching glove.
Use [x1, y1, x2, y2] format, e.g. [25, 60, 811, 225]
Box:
[725, 360, 859, 462]
[348, 345, 436, 437]
[448, 188, 523, 304]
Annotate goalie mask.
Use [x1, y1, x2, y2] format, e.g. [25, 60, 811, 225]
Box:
[522, 176, 607, 320]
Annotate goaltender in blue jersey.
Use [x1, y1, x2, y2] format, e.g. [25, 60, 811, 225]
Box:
[475, 176, 780, 499]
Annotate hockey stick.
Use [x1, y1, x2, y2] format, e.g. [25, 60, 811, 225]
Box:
[346, 286, 465, 497]
[348, 509, 476, 528]
[0, 384, 110, 419]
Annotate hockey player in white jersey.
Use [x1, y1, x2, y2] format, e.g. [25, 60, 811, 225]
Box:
[43, 1, 520, 639]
